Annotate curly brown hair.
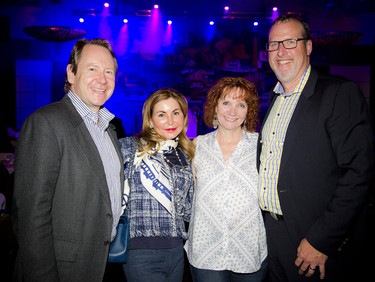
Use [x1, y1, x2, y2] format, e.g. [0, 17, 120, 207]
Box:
[203, 77, 260, 132]
[136, 88, 195, 160]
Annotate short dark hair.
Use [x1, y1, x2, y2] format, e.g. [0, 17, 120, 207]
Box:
[271, 13, 311, 40]
[64, 38, 118, 94]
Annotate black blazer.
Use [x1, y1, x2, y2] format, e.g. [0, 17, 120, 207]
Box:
[257, 68, 374, 257]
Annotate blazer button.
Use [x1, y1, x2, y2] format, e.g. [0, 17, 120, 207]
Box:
[104, 240, 111, 246]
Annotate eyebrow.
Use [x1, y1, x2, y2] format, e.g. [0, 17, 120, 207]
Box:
[155, 108, 180, 114]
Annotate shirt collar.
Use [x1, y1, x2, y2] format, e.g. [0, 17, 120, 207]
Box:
[273, 65, 311, 97]
[67, 90, 114, 130]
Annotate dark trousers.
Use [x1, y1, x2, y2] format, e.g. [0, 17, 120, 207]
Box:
[263, 212, 367, 282]
[190, 258, 268, 282]
[122, 245, 184, 282]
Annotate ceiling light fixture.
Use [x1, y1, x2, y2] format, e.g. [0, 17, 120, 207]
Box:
[23, 26, 87, 42]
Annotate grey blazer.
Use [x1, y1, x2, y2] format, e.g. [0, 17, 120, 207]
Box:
[12, 95, 124, 282]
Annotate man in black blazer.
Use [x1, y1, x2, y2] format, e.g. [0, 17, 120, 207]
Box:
[258, 14, 374, 281]
[12, 38, 124, 281]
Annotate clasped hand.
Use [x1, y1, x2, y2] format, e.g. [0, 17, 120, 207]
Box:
[295, 238, 328, 280]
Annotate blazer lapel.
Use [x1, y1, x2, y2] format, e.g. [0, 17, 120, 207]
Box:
[62, 96, 112, 208]
[108, 123, 125, 188]
[278, 69, 319, 176]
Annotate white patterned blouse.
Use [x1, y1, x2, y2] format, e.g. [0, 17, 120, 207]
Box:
[184, 130, 267, 273]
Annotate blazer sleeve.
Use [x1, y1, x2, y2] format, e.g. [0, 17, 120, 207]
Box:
[13, 111, 61, 281]
[306, 78, 374, 256]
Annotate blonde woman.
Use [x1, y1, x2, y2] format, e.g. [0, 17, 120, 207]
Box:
[119, 88, 195, 282]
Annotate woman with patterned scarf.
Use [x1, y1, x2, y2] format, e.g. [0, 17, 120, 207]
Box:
[119, 88, 195, 281]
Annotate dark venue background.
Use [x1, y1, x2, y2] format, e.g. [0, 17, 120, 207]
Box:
[0, 0, 374, 281]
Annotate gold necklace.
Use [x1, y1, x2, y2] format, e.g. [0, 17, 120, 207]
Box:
[162, 147, 185, 168]
[162, 147, 188, 217]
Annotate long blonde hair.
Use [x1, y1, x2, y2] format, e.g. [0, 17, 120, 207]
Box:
[136, 88, 195, 160]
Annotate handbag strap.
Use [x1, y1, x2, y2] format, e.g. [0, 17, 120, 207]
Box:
[122, 136, 137, 214]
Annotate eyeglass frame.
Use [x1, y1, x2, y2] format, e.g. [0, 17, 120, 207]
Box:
[266, 38, 310, 52]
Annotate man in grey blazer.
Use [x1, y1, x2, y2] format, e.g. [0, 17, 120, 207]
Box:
[258, 14, 374, 281]
[12, 38, 125, 281]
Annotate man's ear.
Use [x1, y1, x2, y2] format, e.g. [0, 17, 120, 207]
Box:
[306, 39, 313, 56]
[66, 64, 74, 83]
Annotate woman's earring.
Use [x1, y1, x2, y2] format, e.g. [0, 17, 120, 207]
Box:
[242, 120, 247, 130]
[149, 123, 154, 129]
[213, 114, 219, 129]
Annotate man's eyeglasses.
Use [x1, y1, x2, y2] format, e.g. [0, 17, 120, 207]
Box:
[266, 38, 309, 52]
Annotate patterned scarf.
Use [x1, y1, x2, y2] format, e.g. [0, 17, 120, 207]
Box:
[134, 138, 179, 214]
